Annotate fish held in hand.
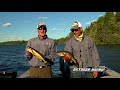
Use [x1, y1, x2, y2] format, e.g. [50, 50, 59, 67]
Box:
[27, 46, 47, 63]
[56, 51, 79, 67]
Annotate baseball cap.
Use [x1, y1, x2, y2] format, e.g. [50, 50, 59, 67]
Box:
[70, 21, 82, 30]
[37, 22, 47, 30]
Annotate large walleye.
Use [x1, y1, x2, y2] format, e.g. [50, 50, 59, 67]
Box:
[56, 51, 79, 67]
[27, 46, 47, 64]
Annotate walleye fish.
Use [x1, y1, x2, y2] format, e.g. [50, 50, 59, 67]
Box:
[27, 46, 47, 63]
[56, 51, 79, 67]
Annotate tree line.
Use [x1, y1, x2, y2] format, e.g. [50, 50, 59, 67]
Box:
[84, 12, 120, 45]
[0, 40, 27, 45]
[56, 12, 120, 46]
[0, 12, 120, 46]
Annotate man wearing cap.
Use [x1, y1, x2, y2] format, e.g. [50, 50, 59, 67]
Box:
[62, 21, 100, 78]
[24, 22, 57, 78]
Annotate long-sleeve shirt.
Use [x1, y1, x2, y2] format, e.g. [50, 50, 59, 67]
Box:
[24, 36, 57, 66]
[64, 35, 100, 68]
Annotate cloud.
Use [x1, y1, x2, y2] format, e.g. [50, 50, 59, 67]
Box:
[51, 28, 64, 32]
[85, 22, 91, 25]
[38, 16, 48, 20]
[98, 14, 104, 17]
[52, 28, 57, 31]
[10, 36, 16, 40]
[91, 20, 97, 22]
[2, 23, 13, 27]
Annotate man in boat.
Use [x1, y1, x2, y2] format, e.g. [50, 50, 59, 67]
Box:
[24, 22, 57, 78]
[61, 21, 100, 78]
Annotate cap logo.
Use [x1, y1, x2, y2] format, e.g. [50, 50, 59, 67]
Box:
[72, 22, 79, 27]
[37, 22, 46, 29]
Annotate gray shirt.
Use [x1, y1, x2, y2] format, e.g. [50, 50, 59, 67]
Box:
[64, 35, 100, 68]
[25, 36, 57, 66]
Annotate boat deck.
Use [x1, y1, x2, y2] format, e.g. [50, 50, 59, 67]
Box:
[17, 66, 120, 78]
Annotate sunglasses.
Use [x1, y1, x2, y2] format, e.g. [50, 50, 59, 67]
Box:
[38, 26, 46, 30]
[71, 29, 79, 32]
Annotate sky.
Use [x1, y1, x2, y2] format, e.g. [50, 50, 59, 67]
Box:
[0, 12, 106, 42]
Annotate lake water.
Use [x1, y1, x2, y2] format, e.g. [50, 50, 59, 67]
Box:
[0, 44, 120, 78]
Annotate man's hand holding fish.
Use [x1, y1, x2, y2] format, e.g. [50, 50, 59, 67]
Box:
[63, 53, 71, 62]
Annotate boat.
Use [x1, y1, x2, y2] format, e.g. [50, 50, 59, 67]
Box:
[99, 66, 120, 78]
[0, 72, 17, 78]
[17, 70, 29, 78]
[17, 66, 120, 78]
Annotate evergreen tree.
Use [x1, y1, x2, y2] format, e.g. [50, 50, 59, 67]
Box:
[115, 12, 120, 22]
[103, 12, 115, 29]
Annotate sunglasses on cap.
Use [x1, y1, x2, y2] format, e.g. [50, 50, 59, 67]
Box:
[71, 29, 79, 32]
[38, 26, 47, 30]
